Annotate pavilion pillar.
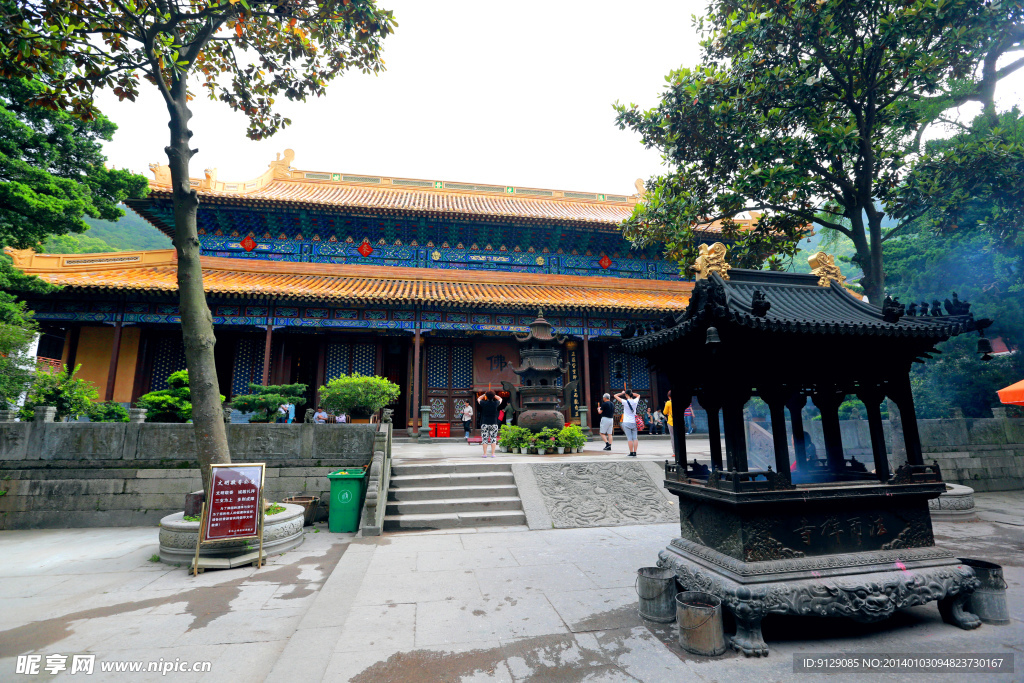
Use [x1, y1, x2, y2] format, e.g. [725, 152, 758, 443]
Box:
[787, 394, 808, 470]
[671, 384, 690, 472]
[762, 390, 793, 484]
[702, 397, 724, 472]
[888, 376, 924, 466]
[721, 396, 748, 472]
[582, 329, 593, 434]
[315, 339, 327, 407]
[104, 301, 125, 401]
[261, 324, 273, 386]
[412, 325, 422, 432]
[858, 390, 890, 482]
[813, 388, 846, 473]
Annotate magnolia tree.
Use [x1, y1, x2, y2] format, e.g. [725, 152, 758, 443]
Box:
[615, 0, 1022, 302]
[0, 0, 396, 492]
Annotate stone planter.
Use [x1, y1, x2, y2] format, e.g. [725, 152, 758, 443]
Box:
[283, 495, 320, 526]
[928, 483, 978, 522]
[536, 448, 546, 455]
[557, 447, 566, 454]
[158, 503, 305, 565]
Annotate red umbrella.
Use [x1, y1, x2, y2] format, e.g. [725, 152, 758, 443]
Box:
[997, 379, 1024, 406]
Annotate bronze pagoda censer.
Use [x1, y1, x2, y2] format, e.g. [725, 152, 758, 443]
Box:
[502, 310, 578, 432]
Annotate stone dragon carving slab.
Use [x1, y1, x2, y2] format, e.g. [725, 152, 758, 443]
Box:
[531, 462, 675, 528]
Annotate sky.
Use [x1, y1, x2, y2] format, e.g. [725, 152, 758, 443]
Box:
[95, 0, 1024, 197]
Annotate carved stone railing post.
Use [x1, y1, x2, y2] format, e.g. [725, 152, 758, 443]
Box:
[361, 424, 391, 536]
[991, 407, 1007, 419]
[0, 409, 17, 422]
[129, 408, 148, 423]
[33, 406, 57, 423]
[578, 406, 590, 439]
[418, 405, 432, 442]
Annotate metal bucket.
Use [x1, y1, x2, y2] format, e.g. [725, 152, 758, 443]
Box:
[636, 567, 678, 623]
[960, 558, 1009, 625]
[676, 591, 727, 656]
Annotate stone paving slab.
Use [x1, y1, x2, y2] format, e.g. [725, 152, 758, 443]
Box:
[0, 493, 1021, 682]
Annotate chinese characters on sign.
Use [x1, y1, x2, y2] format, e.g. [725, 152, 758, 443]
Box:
[487, 354, 508, 372]
[240, 236, 257, 252]
[203, 465, 265, 541]
[566, 345, 580, 417]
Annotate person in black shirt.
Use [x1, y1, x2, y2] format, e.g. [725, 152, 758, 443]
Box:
[477, 390, 501, 458]
[597, 393, 615, 451]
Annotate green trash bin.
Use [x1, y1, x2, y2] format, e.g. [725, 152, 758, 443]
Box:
[327, 468, 367, 533]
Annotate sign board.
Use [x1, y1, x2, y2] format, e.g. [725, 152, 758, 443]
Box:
[202, 463, 265, 542]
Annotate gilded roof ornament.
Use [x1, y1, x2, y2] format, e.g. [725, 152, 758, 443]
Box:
[808, 251, 846, 287]
[691, 242, 731, 281]
[269, 149, 296, 179]
[148, 162, 171, 186]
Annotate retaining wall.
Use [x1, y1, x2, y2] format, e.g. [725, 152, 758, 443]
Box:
[0, 422, 381, 529]
[751, 416, 1024, 491]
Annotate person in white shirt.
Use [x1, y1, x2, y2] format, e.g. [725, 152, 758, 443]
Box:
[461, 400, 474, 443]
[614, 383, 642, 458]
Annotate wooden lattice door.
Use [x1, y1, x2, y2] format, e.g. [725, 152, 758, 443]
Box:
[426, 342, 473, 427]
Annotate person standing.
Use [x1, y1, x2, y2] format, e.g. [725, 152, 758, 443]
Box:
[286, 401, 296, 424]
[615, 383, 641, 458]
[461, 399, 474, 443]
[663, 391, 674, 455]
[477, 390, 501, 458]
[276, 403, 288, 424]
[597, 393, 615, 451]
[684, 404, 695, 434]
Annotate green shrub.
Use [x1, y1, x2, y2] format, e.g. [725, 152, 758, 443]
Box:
[557, 424, 586, 449]
[88, 401, 129, 423]
[137, 370, 224, 423]
[19, 363, 98, 421]
[318, 373, 400, 419]
[499, 424, 531, 449]
[231, 383, 307, 422]
[530, 427, 560, 450]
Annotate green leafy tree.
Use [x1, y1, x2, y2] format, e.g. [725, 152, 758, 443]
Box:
[0, 78, 147, 248]
[88, 401, 131, 423]
[318, 374, 399, 419]
[20, 364, 99, 421]
[615, 0, 1023, 303]
[0, 292, 41, 409]
[136, 369, 225, 423]
[0, 0, 395, 492]
[909, 336, 1024, 418]
[232, 383, 307, 423]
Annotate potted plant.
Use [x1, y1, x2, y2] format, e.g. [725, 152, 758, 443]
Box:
[558, 425, 585, 454]
[318, 373, 400, 424]
[231, 383, 308, 422]
[532, 427, 558, 455]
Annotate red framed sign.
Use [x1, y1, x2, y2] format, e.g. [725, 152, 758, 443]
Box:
[202, 464, 266, 542]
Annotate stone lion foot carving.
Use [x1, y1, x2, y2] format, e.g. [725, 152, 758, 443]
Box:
[730, 614, 769, 657]
[938, 593, 982, 630]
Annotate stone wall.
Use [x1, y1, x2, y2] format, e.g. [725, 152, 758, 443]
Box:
[0, 422, 383, 529]
[0, 421, 378, 468]
[790, 416, 1024, 491]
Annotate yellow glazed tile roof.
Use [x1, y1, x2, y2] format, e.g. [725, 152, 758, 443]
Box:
[136, 150, 762, 233]
[11, 249, 693, 313]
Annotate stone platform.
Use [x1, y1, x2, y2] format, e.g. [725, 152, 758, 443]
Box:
[158, 503, 305, 565]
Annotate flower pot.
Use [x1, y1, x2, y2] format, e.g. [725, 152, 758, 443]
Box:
[557, 447, 565, 454]
[512, 448, 521, 454]
[536, 448, 546, 455]
[577, 446, 584, 453]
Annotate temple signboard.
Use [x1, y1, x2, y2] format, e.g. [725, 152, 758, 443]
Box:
[204, 464, 265, 540]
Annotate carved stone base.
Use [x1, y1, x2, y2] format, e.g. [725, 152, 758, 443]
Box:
[158, 504, 305, 565]
[928, 483, 978, 522]
[658, 538, 980, 657]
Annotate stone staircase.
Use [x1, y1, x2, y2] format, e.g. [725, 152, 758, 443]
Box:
[384, 462, 526, 531]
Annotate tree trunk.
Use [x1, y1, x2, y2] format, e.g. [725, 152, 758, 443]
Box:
[847, 209, 883, 304]
[165, 98, 231, 495]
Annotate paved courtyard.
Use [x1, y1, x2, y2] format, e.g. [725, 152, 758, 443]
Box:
[0, 487, 1020, 681]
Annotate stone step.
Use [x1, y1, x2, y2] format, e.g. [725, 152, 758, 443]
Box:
[389, 472, 515, 488]
[383, 509, 527, 531]
[388, 484, 520, 501]
[391, 462, 513, 476]
[385, 496, 523, 516]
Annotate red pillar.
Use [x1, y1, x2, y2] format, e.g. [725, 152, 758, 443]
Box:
[412, 327, 422, 429]
[104, 322, 124, 401]
[583, 329, 593, 433]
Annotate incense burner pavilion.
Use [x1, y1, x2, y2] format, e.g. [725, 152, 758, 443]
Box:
[12, 151, 750, 430]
